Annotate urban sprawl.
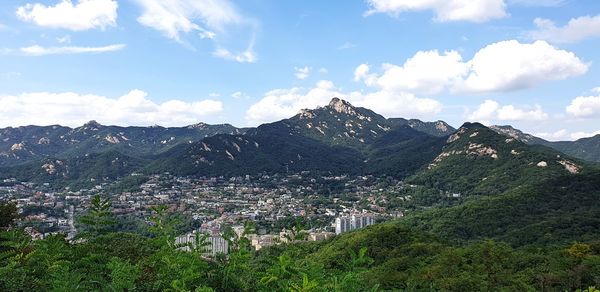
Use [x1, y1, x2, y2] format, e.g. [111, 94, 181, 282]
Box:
[0, 172, 417, 255]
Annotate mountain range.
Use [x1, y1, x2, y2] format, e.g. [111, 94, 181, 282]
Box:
[0, 98, 597, 188]
[489, 125, 600, 162]
[1, 98, 599, 291]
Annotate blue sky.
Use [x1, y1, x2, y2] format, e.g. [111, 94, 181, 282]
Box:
[1, 0, 600, 141]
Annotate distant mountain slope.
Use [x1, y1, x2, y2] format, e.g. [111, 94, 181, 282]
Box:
[405, 169, 600, 247]
[490, 125, 600, 163]
[389, 118, 455, 137]
[408, 123, 586, 196]
[0, 121, 247, 166]
[146, 98, 447, 178]
[549, 135, 600, 163]
[0, 150, 147, 188]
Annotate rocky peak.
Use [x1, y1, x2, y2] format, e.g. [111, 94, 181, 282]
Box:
[328, 98, 356, 115]
[434, 121, 450, 132]
[188, 122, 207, 129]
[490, 125, 538, 144]
[298, 109, 316, 119]
[82, 120, 103, 130]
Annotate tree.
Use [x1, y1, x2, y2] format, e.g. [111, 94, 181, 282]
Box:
[345, 247, 375, 272]
[0, 202, 18, 230]
[283, 220, 308, 243]
[148, 205, 178, 249]
[261, 254, 298, 285]
[78, 195, 115, 239]
[107, 257, 140, 291]
[187, 232, 211, 255]
[289, 273, 319, 292]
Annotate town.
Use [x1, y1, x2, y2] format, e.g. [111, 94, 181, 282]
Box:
[0, 172, 417, 252]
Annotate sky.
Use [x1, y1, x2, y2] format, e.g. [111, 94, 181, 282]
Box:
[1, 0, 600, 141]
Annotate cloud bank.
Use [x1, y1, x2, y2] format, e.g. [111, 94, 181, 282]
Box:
[0, 90, 223, 127]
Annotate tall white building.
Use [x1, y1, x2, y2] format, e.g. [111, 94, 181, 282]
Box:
[207, 236, 229, 255]
[335, 214, 375, 235]
[335, 217, 353, 234]
[175, 231, 229, 256]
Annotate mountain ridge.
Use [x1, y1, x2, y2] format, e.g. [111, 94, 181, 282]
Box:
[0, 98, 598, 189]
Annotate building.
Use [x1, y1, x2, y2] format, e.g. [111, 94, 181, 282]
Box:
[351, 214, 375, 230]
[308, 231, 335, 241]
[251, 234, 276, 250]
[335, 214, 375, 235]
[335, 217, 353, 234]
[175, 231, 229, 256]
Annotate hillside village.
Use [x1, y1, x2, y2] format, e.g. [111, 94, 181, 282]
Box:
[1, 171, 408, 249]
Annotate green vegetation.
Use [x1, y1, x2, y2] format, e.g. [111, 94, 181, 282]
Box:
[407, 123, 589, 197]
[1, 105, 599, 290]
[1, 185, 599, 291]
[404, 170, 600, 247]
[551, 135, 600, 163]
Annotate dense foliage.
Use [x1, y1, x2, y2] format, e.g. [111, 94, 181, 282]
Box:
[1, 102, 599, 290]
[551, 135, 600, 163]
[404, 170, 600, 247]
[1, 192, 599, 291]
[407, 123, 590, 197]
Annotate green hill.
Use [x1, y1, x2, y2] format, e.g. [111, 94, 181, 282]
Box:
[407, 122, 587, 197]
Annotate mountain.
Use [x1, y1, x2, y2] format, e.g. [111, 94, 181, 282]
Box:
[489, 125, 549, 145]
[490, 125, 600, 163]
[405, 169, 600, 246]
[0, 98, 453, 186]
[147, 98, 447, 178]
[4, 98, 596, 189]
[408, 122, 586, 197]
[389, 118, 454, 137]
[0, 150, 146, 188]
[548, 135, 600, 163]
[0, 121, 247, 167]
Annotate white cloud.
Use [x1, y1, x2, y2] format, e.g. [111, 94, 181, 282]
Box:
[455, 40, 588, 93]
[365, 0, 508, 23]
[134, 0, 241, 41]
[245, 80, 442, 125]
[56, 35, 71, 44]
[134, 0, 257, 62]
[16, 0, 117, 31]
[354, 40, 587, 95]
[0, 90, 223, 127]
[353, 63, 376, 85]
[566, 94, 600, 118]
[20, 44, 125, 56]
[318, 67, 328, 74]
[354, 63, 369, 81]
[468, 99, 548, 122]
[294, 66, 311, 80]
[231, 91, 249, 99]
[535, 129, 569, 141]
[527, 15, 600, 44]
[213, 47, 256, 63]
[467, 100, 500, 123]
[496, 104, 548, 121]
[570, 130, 600, 140]
[372, 50, 467, 95]
[536, 129, 600, 141]
[509, 0, 564, 6]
